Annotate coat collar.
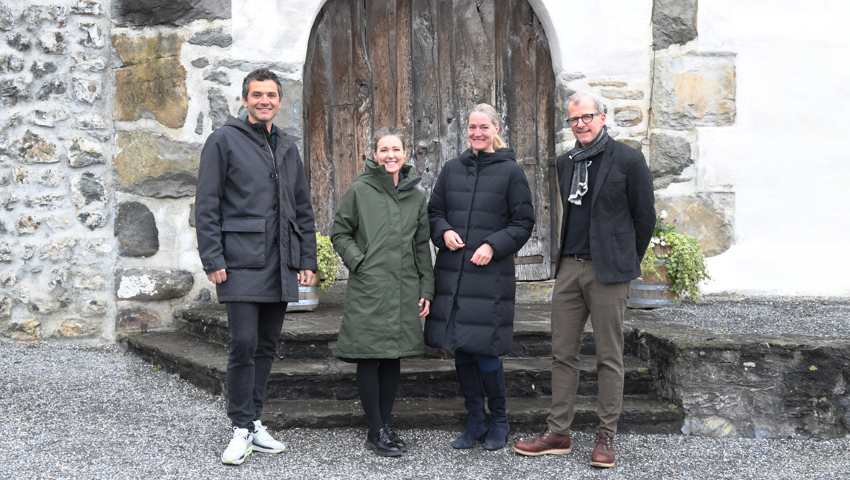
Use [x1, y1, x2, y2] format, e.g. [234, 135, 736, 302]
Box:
[459, 147, 516, 167]
[563, 136, 616, 209]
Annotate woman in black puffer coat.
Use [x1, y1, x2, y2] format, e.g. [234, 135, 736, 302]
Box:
[425, 103, 534, 451]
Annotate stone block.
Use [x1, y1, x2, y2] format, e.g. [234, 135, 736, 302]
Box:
[1, 78, 28, 105]
[30, 109, 70, 127]
[15, 215, 40, 234]
[72, 76, 101, 104]
[38, 31, 66, 54]
[203, 70, 230, 85]
[78, 211, 107, 230]
[22, 5, 66, 31]
[71, 0, 104, 16]
[655, 193, 734, 257]
[650, 133, 693, 189]
[111, 0, 230, 26]
[31, 61, 58, 78]
[0, 54, 25, 73]
[614, 107, 643, 127]
[72, 52, 107, 73]
[39, 238, 77, 262]
[112, 33, 188, 128]
[79, 22, 105, 48]
[68, 137, 105, 167]
[208, 88, 229, 131]
[114, 132, 201, 198]
[58, 319, 87, 336]
[73, 113, 107, 130]
[601, 89, 644, 100]
[0, 4, 13, 31]
[117, 308, 160, 332]
[652, 0, 698, 50]
[1, 274, 17, 287]
[3, 321, 41, 341]
[39, 168, 64, 187]
[72, 270, 105, 292]
[0, 295, 10, 318]
[188, 27, 232, 48]
[652, 54, 736, 129]
[15, 130, 59, 164]
[37, 79, 67, 100]
[6, 33, 31, 52]
[114, 268, 194, 301]
[71, 172, 105, 205]
[115, 201, 159, 257]
[0, 241, 10, 261]
[79, 297, 107, 316]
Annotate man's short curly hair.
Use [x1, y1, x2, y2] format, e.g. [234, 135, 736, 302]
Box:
[241, 68, 282, 100]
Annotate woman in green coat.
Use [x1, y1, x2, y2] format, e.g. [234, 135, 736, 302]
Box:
[331, 127, 435, 457]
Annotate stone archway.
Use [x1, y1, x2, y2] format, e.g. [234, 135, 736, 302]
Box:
[303, 0, 558, 280]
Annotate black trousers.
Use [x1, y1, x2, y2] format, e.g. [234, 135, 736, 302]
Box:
[225, 302, 287, 429]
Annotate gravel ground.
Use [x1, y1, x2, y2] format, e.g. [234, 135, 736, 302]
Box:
[1, 295, 849, 480]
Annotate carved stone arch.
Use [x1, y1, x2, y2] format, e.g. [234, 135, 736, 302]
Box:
[303, 0, 558, 280]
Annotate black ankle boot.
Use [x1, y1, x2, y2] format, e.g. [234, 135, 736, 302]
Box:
[383, 424, 408, 452]
[365, 428, 403, 457]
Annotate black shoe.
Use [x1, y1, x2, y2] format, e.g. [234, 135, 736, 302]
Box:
[365, 428, 403, 457]
[383, 424, 408, 452]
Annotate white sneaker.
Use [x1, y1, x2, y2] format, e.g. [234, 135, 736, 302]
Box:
[252, 420, 286, 453]
[221, 427, 254, 465]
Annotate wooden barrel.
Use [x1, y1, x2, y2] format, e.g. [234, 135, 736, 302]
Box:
[627, 247, 681, 309]
[627, 277, 681, 309]
[286, 275, 320, 312]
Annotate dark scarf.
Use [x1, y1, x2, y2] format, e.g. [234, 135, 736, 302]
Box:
[566, 125, 608, 205]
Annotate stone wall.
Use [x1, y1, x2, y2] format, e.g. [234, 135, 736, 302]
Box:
[634, 321, 850, 439]
[1, 1, 113, 341]
[0, 0, 747, 341]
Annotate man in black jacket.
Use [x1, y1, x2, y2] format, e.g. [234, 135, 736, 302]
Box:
[195, 68, 317, 465]
[513, 92, 655, 468]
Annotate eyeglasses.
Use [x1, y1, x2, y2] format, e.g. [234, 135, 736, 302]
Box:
[567, 113, 602, 127]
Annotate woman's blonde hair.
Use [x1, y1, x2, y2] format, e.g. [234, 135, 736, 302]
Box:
[467, 103, 506, 151]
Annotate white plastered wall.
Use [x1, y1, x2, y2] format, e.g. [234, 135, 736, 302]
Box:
[231, 0, 850, 296]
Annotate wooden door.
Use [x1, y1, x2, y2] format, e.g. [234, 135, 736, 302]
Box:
[303, 0, 557, 280]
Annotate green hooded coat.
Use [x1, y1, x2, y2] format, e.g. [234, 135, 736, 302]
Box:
[331, 160, 435, 359]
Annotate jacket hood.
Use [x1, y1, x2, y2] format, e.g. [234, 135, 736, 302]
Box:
[459, 147, 517, 167]
[222, 116, 300, 147]
[359, 158, 422, 192]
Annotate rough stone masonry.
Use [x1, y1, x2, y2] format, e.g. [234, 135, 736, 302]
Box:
[0, 0, 737, 341]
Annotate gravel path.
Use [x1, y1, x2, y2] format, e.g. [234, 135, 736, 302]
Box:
[1, 295, 849, 480]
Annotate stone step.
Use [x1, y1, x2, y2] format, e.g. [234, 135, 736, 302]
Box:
[178, 304, 618, 359]
[123, 331, 655, 403]
[260, 396, 683, 434]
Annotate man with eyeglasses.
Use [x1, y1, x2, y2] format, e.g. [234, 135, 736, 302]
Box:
[513, 92, 655, 468]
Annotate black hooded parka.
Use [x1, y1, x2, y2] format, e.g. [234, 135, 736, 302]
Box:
[195, 116, 317, 303]
[425, 147, 535, 356]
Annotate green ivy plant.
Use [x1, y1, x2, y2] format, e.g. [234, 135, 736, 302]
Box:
[640, 212, 711, 300]
[316, 232, 341, 292]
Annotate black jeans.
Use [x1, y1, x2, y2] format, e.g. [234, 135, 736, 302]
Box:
[225, 302, 287, 429]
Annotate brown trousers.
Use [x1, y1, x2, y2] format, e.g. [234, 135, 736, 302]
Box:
[547, 256, 629, 436]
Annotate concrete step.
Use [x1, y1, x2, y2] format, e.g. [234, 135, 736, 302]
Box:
[123, 330, 655, 402]
[178, 304, 614, 359]
[260, 396, 683, 434]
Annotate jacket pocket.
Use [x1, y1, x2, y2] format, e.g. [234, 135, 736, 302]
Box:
[287, 218, 301, 270]
[221, 217, 266, 268]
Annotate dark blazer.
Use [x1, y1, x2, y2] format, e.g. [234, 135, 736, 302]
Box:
[556, 136, 655, 284]
[425, 148, 535, 356]
[195, 116, 317, 303]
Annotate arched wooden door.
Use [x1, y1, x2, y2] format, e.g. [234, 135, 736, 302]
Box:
[303, 0, 557, 280]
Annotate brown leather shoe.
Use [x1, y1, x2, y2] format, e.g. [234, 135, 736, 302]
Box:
[512, 427, 571, 456]
[590, 432, 615, 468]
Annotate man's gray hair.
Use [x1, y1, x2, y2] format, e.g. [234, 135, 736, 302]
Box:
[567, 91, 607, 114]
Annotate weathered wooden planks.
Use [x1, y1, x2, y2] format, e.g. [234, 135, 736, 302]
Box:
[304, 0, 556, 280]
